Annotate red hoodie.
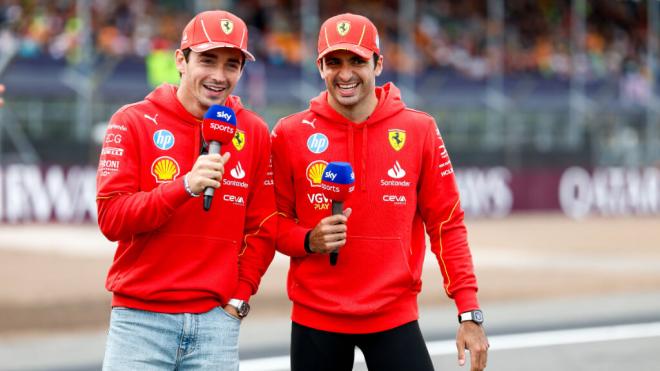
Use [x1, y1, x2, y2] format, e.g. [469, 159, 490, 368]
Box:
[272, 83, 479, 333]
[96, 84, 276, 313]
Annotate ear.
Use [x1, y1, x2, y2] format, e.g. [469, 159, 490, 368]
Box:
[317, 59, 325, 79]
[175, 49, 187, 75]
[374, 54, 384, 77]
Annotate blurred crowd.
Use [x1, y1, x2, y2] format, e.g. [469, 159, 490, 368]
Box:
[0, 0, 656, 84]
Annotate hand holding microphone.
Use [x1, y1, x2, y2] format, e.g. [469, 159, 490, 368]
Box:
[192, 104, 236, 211]
[311, 162, 354, 266]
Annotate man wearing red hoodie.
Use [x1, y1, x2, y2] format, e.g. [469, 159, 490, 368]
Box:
[96, 10, 276, 370]
[272, 13, 489, 371]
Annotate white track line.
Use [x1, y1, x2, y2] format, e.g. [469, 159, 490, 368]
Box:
[239, 321, 660, 371]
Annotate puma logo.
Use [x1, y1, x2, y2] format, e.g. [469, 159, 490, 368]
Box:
[144, 113, 159, 125]
[301, 118, 316, 128]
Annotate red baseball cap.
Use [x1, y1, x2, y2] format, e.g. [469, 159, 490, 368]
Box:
[317, 13, 380, 61]
[180, 10, 255, 61]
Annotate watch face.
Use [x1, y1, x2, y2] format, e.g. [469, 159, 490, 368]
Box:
[238, 302, 250, 317]
[473, 310, 484, 323]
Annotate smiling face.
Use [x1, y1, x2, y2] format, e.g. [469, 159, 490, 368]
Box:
[175, 47, 244, 118]
[318, 50, 383, 122]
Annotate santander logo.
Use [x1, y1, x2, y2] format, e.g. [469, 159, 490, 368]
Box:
[230, 161, 246, 179]
[387, 161, 406, 179]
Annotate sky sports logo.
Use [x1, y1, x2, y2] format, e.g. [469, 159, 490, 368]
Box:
[323, 170, 337, 181]
[210, 122, 235, 132]
[215, 110, 233, 122]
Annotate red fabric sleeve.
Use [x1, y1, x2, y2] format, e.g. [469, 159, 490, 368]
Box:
[416, 118, 479, 314]
[271, 121, 310, 258]
[96, 110, 190, 242]
[233, 123, 277, 301]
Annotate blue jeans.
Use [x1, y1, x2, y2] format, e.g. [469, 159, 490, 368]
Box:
[102, 306, 240, 370]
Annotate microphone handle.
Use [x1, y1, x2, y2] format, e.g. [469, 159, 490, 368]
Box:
[203, 141, 222, 211]
[330, 200, 344, 266]
[331, 201, 344, 216]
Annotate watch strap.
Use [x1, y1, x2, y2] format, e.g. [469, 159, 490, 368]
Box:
[227, 298, 250, 318]
[458, 309, 484, 324]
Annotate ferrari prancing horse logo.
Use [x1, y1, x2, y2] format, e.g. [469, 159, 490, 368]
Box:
[337, 21, 350, 36]
[388, 129, 406, 151]
[221, 19, 234, 35]
[233, 129, 245, 151]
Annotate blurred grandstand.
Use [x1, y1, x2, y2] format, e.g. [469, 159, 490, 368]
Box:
[0, 0, 658, 220]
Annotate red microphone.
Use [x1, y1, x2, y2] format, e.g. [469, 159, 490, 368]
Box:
[320, 162, 355, 266]
[201, 105, 237, 211]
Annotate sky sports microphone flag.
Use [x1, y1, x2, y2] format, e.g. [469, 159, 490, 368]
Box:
[201, 104, 237, 211]
[321, 161, 355, 266]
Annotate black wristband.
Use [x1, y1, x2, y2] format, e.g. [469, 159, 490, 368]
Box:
[304, 230, 313, 254]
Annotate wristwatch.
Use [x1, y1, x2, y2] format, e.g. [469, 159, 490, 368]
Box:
[227, 299, 250, 319]
[458, 309, 484, 325]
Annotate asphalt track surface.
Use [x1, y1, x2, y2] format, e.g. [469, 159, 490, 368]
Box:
[1, 216, 659, 370]
[4, 292, 660, 371]
[7, 321, 660, 371]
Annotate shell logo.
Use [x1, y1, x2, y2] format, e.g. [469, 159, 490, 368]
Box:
[151, 156, 180, 183]
[306, 160, 328, 187]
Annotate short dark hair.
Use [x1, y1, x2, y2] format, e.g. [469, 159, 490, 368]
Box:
[179, 48, 246, 77]
[182, 48, 192, 62]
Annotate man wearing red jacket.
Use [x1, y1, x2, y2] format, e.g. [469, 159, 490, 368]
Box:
[96, 10, 276, 370]
[272, 13, 489, 371]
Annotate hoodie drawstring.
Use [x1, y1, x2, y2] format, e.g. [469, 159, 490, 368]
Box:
[347, 123, 368, 192]
[348, 124, 355, 178]
[361, 125, 367, 191]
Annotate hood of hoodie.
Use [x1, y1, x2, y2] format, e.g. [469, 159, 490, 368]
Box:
[145, 84, 245, 125]
[309, 82, 406, 127]
[308, 82, 407, 191]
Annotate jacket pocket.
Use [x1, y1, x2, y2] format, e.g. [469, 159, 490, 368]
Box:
[113, 233, 239, 303]
[291, 236, 414, 315]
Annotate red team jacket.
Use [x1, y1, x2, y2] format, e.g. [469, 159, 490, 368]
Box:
[96, 84, 276, 313]
[272, 83, 479, 333]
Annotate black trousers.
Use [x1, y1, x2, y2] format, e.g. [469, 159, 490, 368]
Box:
[291, 320, 435, 371]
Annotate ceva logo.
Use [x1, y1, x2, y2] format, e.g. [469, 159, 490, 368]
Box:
[153, 130, 175, 150]
[223, 194, 245, 205]
[383, 194, 407, 204]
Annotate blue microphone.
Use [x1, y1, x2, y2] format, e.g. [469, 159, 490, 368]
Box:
[201, 105, 237, 211]
[321, 162, 355, 266]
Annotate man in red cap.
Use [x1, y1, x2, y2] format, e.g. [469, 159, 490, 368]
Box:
[97, 10, 276, 370]
[272, 13, 489, 370]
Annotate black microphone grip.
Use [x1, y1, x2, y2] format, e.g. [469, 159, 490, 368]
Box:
[203, 141, 221, 211]
[330, 200, 344, 266]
